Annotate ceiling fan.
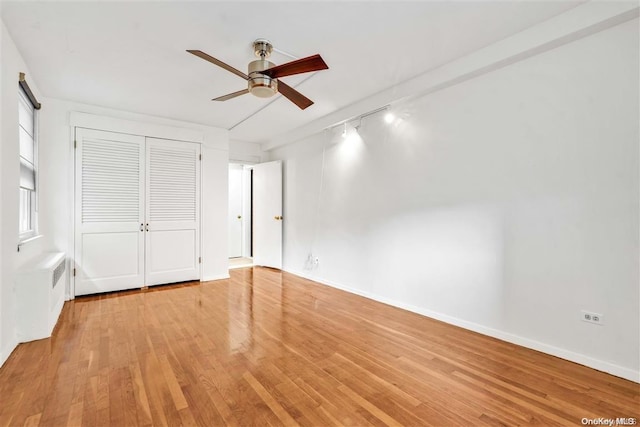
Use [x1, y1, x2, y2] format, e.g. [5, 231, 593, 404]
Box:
[187, 39, 329, 110]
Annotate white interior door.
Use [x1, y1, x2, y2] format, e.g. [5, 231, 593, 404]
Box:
[228, 164, 243, 258]
[253, 160, 282, 269]
[75, 128, 145, 296]
[145, 138, 201, 286]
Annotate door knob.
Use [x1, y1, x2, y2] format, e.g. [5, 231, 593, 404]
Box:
[237, 215, 242, 219]
[274, 215, 283, 220]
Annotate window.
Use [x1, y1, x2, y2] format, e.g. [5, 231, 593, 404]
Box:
[18, 86, 37, 240]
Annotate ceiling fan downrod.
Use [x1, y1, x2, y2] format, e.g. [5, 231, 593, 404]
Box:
[253, 39, 273, 59]
[249, 39, 277, 98]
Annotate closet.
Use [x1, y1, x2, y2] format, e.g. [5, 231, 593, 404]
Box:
[74, 128, 201, 296]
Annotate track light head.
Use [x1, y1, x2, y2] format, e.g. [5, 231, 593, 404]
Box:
[384, 112, 395, 124]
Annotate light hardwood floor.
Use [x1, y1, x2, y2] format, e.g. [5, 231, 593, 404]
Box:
[1, 267, 638, 426]
[229, 258, 253, 270]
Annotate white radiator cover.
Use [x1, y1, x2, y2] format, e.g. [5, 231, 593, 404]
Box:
[15, 252, 66, 342]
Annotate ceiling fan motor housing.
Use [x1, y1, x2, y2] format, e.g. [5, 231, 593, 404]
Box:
[248, 59, 277, 98]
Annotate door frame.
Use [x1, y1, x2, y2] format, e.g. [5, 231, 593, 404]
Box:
[242, 165, 253, 259]
[228, 162, 255, 261]
[70, 113, 204, 299]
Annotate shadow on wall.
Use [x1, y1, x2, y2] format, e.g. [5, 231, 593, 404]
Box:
[360, 203, 505, 329]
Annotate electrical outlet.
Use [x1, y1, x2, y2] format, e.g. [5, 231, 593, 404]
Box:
[581, 310, 604, 325]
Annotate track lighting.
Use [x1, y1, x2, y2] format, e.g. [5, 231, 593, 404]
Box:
[329, 105, 394, 137]
[355, 118, 362, 135]
[384, 112, 395, 124]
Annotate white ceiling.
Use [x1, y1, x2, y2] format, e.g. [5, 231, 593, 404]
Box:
[1, 1, 581, 145]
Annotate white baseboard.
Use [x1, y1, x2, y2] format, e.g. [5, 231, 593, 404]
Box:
[0, 337, 19, 369]
[201, 274, 230, 282]
[286, 269, 640, 383]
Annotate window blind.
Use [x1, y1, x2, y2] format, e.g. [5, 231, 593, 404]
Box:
[18, 89, 35, 191]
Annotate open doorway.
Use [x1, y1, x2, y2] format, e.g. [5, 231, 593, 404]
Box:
[228, 163, 253, 269]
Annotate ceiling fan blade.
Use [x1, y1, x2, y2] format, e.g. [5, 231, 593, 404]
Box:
[263, 54, 328, 79]
[212, 89, 250, 101]
[277, 80, 313, 110]
[187, 49, 249, 80]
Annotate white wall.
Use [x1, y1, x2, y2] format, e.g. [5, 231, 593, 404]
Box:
[1, 18, 230, 364]
[270, 19, 639, 381]
[0, 20, 46, 365]
[201, 141, 230, 280]
[229, 139, 266, 164]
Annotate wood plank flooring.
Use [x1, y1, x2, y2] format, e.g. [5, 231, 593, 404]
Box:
[1, 267, 638, 426]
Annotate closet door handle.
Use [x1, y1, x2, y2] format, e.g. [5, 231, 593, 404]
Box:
[145, 223, 149, 232]
[140, 223, 144, 232]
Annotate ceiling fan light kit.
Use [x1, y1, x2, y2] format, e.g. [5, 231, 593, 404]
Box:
[248, 61, 278, 98]
[187, 39, 328, 110]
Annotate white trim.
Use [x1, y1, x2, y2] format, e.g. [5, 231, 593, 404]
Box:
[229, 154, 260, 164]
[263, 2, 639, 151]
[68, 128, 76, 300]
[17, 233, 43, 247]
[18, 229, 37, 244]
[201, 274, 230, 282]
[200, 142, 203, 282]
[70, 112, 204, 144]
[286, 269, 640, 384]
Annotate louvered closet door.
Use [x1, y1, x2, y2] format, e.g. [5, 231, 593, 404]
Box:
[145, 138, 201, 285]
[75, 128, 145, 296]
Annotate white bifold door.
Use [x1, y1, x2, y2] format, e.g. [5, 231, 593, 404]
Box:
[145, 138, 200, 285]
[74, 129, 145, 295]
[75, 129, 201, 296]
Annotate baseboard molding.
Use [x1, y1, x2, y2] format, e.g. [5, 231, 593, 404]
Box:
[0, 337, 19, 369]
[201, 274, 230, 282]
[287, 269, 639, 383]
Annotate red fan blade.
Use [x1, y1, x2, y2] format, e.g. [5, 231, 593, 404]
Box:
[187, 50, 249, 80]
[263, 54, 328, 79]
[212, 89, 250, 101]
[277, 80, 313, 110]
